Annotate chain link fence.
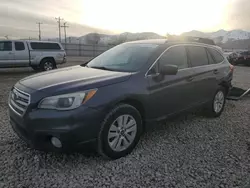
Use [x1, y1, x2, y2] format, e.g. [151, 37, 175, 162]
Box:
[61, 43, 115, 57]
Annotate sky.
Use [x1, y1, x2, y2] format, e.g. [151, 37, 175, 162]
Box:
[0, 0, 249, 38]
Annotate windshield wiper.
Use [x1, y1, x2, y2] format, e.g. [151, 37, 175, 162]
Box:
[90, 66, 114, 71]
[80, 62, 89, 67]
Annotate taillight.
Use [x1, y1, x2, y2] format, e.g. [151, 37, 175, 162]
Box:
[229, 64, 234, 72]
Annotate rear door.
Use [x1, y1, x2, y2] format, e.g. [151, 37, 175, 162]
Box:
[146, 45, 198, 119]
[0, 41, 15, 67]
[186, 45, 217, 104]
[206, 47, 227, 87]
[13, 41, 29, 66]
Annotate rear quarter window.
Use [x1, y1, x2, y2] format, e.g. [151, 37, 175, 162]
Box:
[207, 48, 224, 64]
[30, 42, 61, 50]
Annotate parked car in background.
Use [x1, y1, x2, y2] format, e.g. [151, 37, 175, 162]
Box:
[0, 40, 66, 71]
[234, 51, 250, 66]
[9, 38, 233, 159]
[224, 52, 239, 64]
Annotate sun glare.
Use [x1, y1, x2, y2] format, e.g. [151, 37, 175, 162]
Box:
[80, 0, 230, 35]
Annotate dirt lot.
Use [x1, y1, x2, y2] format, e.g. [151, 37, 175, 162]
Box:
[0, 62, 250, 188]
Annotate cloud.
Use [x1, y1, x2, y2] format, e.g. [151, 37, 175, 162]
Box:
[0, 7, 58, 38]
[1, 0, 82, 19]
[0, 0, 112, 39]
[1, 0, 250, 39]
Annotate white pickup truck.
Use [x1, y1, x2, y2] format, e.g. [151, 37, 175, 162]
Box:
[0, 40, 66, 71]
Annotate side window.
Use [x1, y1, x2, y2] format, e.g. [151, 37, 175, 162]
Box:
[207, 48, 224, 64]
[0, 41, 12, 51]
[158, 46, 188, 69]
[187, 46, 209, 67]
[206, 48, 216, 64]
[30, 42, 61, 50]
[15, 42, 25, 51]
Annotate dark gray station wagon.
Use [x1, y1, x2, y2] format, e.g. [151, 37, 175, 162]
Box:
[9, 38, 233, 159]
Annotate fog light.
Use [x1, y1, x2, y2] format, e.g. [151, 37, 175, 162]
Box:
[51, 137, 62, 148]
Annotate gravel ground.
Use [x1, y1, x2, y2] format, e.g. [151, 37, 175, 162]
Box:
[0, 64, 250, 188]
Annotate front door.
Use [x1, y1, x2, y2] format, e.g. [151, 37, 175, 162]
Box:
[146, 45, 198, 120]
[0, 41, 15, 67]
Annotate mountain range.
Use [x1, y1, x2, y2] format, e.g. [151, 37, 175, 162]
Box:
[182, 29, 250, 49]
[65, 29, 250, 49]
[3, 26, 250, 49]
[60, 32, 165, 45]
[182, 29, 250, 43]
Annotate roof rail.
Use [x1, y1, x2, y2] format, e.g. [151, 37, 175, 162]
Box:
[167, 36, 215, 45]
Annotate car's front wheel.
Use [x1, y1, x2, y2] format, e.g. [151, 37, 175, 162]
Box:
[97, 104, 143, 159]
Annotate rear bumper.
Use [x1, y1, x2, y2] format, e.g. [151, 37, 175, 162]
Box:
[56, 57, 67, 64]
[62, 57, 67, 64]
[9, 105, 105, 152]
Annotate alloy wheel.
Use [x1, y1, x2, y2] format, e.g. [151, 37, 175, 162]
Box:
[213, 91, 225, 113]
[108, 115, 137, 152]
[44, 62, 54, 71]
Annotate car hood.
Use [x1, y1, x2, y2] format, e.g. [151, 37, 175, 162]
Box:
[19, 65, 131, 93]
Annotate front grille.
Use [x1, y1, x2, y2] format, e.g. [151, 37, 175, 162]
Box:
[9, 88, 30, 116]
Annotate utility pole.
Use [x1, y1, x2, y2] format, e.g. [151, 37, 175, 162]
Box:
[61, 22, 69, 44]
[55, 17, 63, 43]
[36, 22, 43, 41]
[78, 38, 81, 56]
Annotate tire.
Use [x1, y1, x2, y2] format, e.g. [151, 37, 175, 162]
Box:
[40, 58, 56, 71]
[31, 66, 41, 71]
[97, 104, 143, 160]
[204, 87, 226, 118]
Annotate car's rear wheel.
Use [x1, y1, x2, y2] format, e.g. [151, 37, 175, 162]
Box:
[40, 59, 56, 71]
[204, 87, 226, 117]
[97, 104, 143, 159]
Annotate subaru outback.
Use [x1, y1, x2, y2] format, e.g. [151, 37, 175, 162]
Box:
[8, 38, 233, 159]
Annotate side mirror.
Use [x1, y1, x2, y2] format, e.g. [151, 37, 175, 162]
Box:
[159, 64, 178, 75]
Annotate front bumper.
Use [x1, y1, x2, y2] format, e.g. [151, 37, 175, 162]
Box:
[9, 105, 105, 151]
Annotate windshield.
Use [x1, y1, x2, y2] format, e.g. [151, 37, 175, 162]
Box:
[86, 43, 158, 72]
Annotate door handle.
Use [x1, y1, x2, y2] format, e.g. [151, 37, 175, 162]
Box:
[8, 52, 13, 54]
[187, 76, 194, 82]
[213, 69, 218, 74]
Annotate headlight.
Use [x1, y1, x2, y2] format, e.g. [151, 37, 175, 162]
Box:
[38, 89, 97, 110]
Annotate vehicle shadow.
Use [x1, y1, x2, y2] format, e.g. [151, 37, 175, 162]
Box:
[8, 113, 192, 171]
[10, 101, 241, 170]
[140, 111, 197, 141]
[0, 68, 34, 76]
